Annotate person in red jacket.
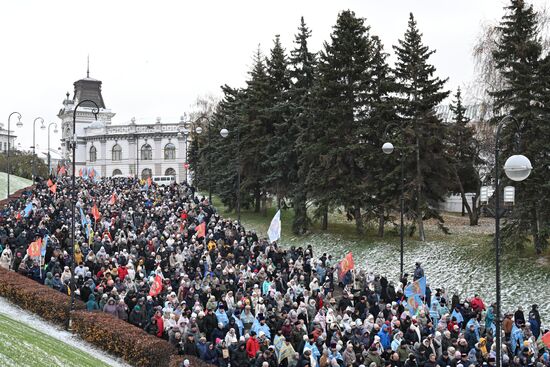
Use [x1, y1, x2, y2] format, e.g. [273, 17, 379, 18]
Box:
[118, 265, 128, 281]
[470, 294, 486, 314]
[153, 310, 164, 338]
[246, 331, 260, 358]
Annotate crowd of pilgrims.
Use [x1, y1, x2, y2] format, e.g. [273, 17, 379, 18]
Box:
[0, 177, 548, 367]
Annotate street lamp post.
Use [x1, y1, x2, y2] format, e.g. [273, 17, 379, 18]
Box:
[179, 115, 205, 187]
[47, 122, 58, 176]
[32, 117, 46, 182]
[177, 126, 191, 182]
[67, 99, 99, 330]
[220, 126, 240, 223]
[6, 112, 23, 199]
[493, 115, 532, 367]
[382, 124, 405, 279]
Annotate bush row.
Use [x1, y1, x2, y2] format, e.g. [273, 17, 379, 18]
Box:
[0, 266, 85, 325]
[70, 310, 176, 367]
[0, 267, 179, 367]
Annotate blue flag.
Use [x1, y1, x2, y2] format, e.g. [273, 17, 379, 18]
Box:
[404, 276, 426, 298]
[41, 235, 49, 257]
[79, 206, 88, 228]
[23, 203, 33, 217]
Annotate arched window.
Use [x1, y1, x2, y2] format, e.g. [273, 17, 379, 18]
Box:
[89, 146, 97, 162]
[141, 168, 152, 179]
[164, 143, 176, 160]
[165, 168, 176, 176]
[112, 144, 122, 161]
[112, 169, 122, 176]
[141, 144, 152, 160]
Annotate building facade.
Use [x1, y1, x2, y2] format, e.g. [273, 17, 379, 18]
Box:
[0, 127, 16, 153]
[59, 75, 189, 181]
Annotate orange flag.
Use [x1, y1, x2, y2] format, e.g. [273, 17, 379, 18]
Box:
[27, 238, 42, 257]
[109, 193, 117, 205]
[58, 166, 66, 176]
[49, 184, 57, 194]
[47, 179, 53, 187]
[78, 168, 83, 177]
[338, 252, 355, 281]
[149, 274, 163, 297]
[195, 222, 206, 238]
[91, 204, 101, 221]
[542, 331, 550, 349]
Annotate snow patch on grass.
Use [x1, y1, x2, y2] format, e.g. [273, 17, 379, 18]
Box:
[0, 297, 131, 367]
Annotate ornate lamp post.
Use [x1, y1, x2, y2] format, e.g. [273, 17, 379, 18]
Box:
[32, 117, 46, 182]
[220, 126, 241, 223]
[6, 112, 23, 199]
[66, 99, 99, 330]
[47, 122, 58, 175]
[493, 115, 532, 367]
[382, 123, 406, 278]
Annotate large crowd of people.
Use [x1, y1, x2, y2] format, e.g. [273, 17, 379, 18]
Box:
[0, 176, 548, 367]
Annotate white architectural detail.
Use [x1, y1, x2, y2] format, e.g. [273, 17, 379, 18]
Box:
[58, 75, 189, 181]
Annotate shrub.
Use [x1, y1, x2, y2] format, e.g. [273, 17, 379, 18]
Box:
[0, 267, 85, 325]
[71, 310, 176, 367]
[169, 355, 216, 367]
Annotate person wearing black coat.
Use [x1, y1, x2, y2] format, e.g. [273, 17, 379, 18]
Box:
[230, 342, 248, 367]
[183, 334, 199, 357]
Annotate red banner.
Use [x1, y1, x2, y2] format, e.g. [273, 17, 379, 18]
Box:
[149, 275, 163, 297]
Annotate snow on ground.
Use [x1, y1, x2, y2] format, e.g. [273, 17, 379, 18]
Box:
[0, 171, 32, 199]
[0, 296, 132, 367]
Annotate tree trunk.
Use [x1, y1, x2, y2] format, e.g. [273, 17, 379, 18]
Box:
[452, 167, 477, 226]
[533, 206, 543, 254]
[262, 192, 267, 217]
[416, 136, 425, 241]
[321, 206, 328, 230]
[254, 188, 261, 213]
[354, 205, 364, 235]
[378, 206, 385, 237]
[470, 195, 480, 226]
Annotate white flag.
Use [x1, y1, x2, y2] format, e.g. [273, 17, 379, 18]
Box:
[267, 209, 281, 243]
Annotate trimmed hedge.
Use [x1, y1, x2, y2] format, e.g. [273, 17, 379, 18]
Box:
[0, 267, 85, 325]
[71, 310, 176, 367]
[169, 355, 216, 367]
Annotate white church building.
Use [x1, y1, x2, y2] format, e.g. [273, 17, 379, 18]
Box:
[59, 74, 190, 181]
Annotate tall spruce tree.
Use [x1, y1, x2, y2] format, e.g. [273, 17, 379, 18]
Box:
[307, 10, 375, 234]
[491, 0, 549, 252]
[206, 85, 243, 210]
[362, 35, 398, 237]
[290, 17, 317, 234]
[448, 87, 483, 226]
[393, 13, 451, 240]
[263, 35, 292, 210]
[239, 48, 272, 213]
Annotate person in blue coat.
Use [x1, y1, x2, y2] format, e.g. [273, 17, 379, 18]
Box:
[510, 323, 524, 356]
[378, 324, 391, 350]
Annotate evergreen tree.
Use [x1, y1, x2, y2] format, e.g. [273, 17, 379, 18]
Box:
[239, 48, 273, 213]
[263, 35, 292, 211]
[206, 85, 243, 211]
[491, 0, 549, 252]
[306, 10, 376, 234]
[447, 87, 483, 226]
[362, 35, 398, 237]
[289, 17, 317, 234]
[393, 13, 451, 240]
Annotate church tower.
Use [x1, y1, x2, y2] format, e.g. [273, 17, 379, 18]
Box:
[58, 69, 115, 167]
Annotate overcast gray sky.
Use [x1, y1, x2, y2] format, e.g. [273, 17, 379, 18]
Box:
[1, 0, 546, 155]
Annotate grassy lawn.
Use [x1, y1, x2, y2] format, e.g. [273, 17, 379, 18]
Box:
[212, 196, 493, 249]
[0, 171, 32, 199]
[0, 313, 110, 367]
